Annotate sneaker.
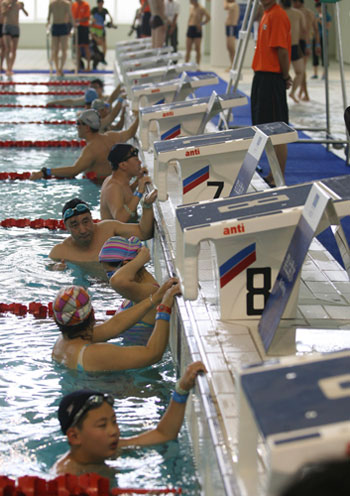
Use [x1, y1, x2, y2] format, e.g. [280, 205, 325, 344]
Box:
[311, 74, 318, 79]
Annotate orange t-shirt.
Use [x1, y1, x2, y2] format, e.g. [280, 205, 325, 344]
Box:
[72, 1, 91, 27]
[141, 0, 151, 13]
[252, 4, 291, 73]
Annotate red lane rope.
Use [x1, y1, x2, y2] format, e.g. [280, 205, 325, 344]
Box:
[0, 301, 118, 318]
[0, 217, 99, 229]
[0, 103, 84, 108]
[0, 90, 85, 95]
[0, 120, 76, 125]
[0, 139, 86, 147]
[0, 80, 91, 86]
[0, 474, 181, 495]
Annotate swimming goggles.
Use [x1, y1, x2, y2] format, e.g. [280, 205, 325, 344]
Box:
[63, 203, 91, 222]
[123, 148, 139, 161]
[70, 393, 114, 429]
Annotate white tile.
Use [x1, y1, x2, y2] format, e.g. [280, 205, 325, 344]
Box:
[324, 306, 350, 319]
[298, 305, 329, 319]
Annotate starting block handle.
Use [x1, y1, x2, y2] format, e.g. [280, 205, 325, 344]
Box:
[197, 91, 221, 134]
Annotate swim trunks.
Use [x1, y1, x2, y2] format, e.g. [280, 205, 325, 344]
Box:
[291, 44, 303, 61]
[90, 26, 105, 38]
[3, 24, 19, 38]
[186, 25, 202, 39]
[299, 39, 306, 56]
[77, 25, 89, 45]
[0, 25, 2, 38]
[225, 25, 236, 37]
[150, 15, 164, 29]
[51, 23, 69, 37]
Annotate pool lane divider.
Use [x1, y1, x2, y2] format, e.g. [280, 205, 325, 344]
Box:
[0, 90, 85, 95]
[0, 104, 84, 108]
[0, 301, 115, 319]
[0, 120, 77, 125]
[1, 217, 99, 229]
[0, 80, 90, 86]
[0, 474, 182, 494]
[0, 139, 86, 148]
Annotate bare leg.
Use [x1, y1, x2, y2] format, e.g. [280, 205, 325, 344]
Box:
[0, 37, 5, 72]
[83, 44, 91, 71]
[298, 55, 310, 101]
[185, 37, 193, 63]
[5, 36, 18, 75]
[51, 36, 59, 74]
[226, 35, 235, 71]
[289, 58, 304, 103]
[153, 25, 166, 48]
[194, 37, 202, 66]
[59, 36, 69, 75]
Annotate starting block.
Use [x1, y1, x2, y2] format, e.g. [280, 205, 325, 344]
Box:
[115, 38, 151, 57]
[236, 350, 350, 496]
[139, 90, 248, 150]
[123, 63, 196, 95]
[175, 176, 350, 321]
[153, 122, 297, 203]
[118, 46, 173, 63]
[130, 71, 219, 111]
[120, 52, 182, 77]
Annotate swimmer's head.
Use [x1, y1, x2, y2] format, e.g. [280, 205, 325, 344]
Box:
[92, 98, 109, 111]
[84, 88, 99, 106]
[77, 109, 101, 131]
[90, 78, 104, 98]
[53, 286, 94, 337]
[62, 198, 91, 223]
[108, 143, 139, 170]
[58, 390, 114, 434]
[98, 236, 142, 268]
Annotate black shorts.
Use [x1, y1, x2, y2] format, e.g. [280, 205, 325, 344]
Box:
[299, 39, 306, 56]
[150, 15, 164, 29]
[226, 25, 236, 37]
[0, 24, 2, 38]
[141, 11, 151, 36]
[51, 23, 69, 37]
[251, 71, 289, 125]
[187, 25, 202, 39]
[77, 25, 89, 45]
[291, 44, 303, 61]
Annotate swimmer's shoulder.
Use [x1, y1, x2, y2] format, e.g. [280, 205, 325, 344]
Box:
[49, 237, 73, 260]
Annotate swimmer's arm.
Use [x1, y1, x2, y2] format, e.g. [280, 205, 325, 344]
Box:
[38, 147, 94, 179]
[46, 97, 84, 107]
[108, 114, 139, 143]
[103, 182, 139, 222]
[100, 100, 123, 129]
[21, 3, 29, 16]
[201, 8, 210, 26]
[120, 361, 207, 447]
[277, 46, 291, 81]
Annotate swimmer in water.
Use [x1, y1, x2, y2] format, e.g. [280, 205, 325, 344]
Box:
[30, 109, 139, 182]
[49, 198, 156, 266]
[51, 279, 179, 371]
[99, 236, 160, 345]
[100, 144, 155, 222]
[52, 360, 207, 475]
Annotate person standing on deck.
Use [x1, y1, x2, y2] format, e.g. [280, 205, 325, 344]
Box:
[185, 0, 210, 67]
[165, 0, 179, 53]
[2, 0, 28, 76]
[148, 0, 166, 48]
[251, 0, 291, 186]
[0, 0, 5, 73]
[224, 0, 240, 71]
[47, 0, 74, 76]
[72, 0, 91, 72]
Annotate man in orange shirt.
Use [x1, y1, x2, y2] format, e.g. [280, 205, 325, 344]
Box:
[251, 0, 292, 185]
[72, 0, 91, 72]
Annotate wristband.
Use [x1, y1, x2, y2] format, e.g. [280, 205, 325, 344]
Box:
[156, 303, 172, 315]
[118, 97, 124, 103]
[133, 191, 143, 199]
[172, 391, 189, 404]
[175, 379, 189, 396]
[41, 167, 51, 179]
[155, 311, 170, 322]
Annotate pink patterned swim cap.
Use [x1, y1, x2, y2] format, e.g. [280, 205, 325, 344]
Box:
[53, 286, 92, 326]
[98, 236, 142, 263]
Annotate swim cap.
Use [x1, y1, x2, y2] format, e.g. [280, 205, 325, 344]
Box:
[84, 88, 99, 104]
[53, 286, 92, 326]
[92, 98, 109, 111]
[58, 389, 114, 434]
[78, 109, 101, 130]
[108, 143, 138, 170]
[98, 236, 142, 263]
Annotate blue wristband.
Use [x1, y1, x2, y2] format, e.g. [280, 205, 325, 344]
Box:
[155, 312, 170, 322]
[172, 391, 189, 404]
[134, 191, 143, 199]
[46, 167, 51, 176]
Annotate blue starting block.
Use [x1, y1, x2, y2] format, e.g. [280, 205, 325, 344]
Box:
[123, 62, 196, 94]
[139, 90, 248, 150]
[131, 71, 219, 110]
[175, 176, 350, 321]
[236, 350, 350, 496]
[120, 52, 183, 77]
[153, 122, 297, 203]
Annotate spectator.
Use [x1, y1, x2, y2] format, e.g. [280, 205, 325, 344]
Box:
[165, 0, 179, 52]
[72, 0, 91, 72]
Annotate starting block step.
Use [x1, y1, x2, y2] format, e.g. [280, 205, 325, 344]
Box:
[118, 46, 173, 62]
[175, 176, 350, 320]
[123, 63, 196, 94]
[131, 71, 219, 110]
[237, 350, 350, 496]
[153, 122, 297, 202]
[139, 91, 248, 150]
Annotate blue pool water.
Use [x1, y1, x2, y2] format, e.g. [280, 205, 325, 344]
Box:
[0, 76, 200, 493]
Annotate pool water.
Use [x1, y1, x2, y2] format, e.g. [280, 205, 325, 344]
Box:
[0, 76, 201, 493]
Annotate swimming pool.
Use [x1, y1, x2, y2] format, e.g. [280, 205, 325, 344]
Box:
[0, 76, 201, 493]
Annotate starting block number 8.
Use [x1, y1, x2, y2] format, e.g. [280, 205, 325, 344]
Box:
[319, 375, 350, 399]
[246, 267, 271, 316]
